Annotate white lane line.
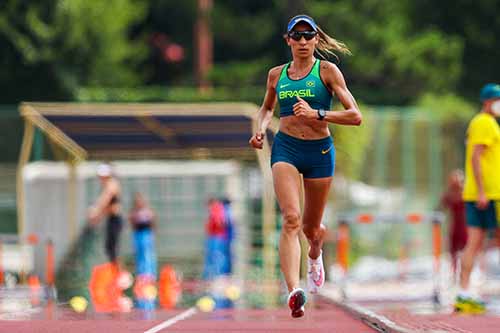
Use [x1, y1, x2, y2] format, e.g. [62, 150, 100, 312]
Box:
[320, 288, 413, 333]
[144, 307, 198, 333]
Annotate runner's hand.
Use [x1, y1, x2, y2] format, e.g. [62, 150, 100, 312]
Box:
[249, 131, 264, 149]
[293, 96, 316, 119]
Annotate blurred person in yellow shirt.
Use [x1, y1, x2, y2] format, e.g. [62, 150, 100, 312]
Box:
[456, 83, 500, 313]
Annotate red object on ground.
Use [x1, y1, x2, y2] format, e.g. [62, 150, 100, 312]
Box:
[336, 223, 350, 272]
[88, 263, 127, 312]
[158, 265, 181, 309]
[28, 274, 41, 306]
[46, 240, 55, 286]
[133, 274, 156, 300]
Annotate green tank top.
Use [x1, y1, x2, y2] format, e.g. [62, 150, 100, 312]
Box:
[276, 59, 332, 117]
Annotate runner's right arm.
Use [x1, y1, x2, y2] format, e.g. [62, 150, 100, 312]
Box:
[249, 66, 281, 149]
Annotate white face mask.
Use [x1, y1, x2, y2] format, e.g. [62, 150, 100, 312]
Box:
[492, 100, 500, 116]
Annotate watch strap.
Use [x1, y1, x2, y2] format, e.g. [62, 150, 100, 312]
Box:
[317, 109, 325, 120]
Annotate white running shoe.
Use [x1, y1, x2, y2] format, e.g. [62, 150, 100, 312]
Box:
[307, 251, 325, 294]
[287, 288, 306, 318]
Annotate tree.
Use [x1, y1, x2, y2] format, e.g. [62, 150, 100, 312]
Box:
[309, 0, 463, 104]
[208, 0, 282, 87]
[141, 0, 197, 85]
[0, 0, 148, 102]
[410, 0, 500, 99]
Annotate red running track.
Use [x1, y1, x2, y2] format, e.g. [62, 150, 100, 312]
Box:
[5, 296, 500, 332]
[380, 308, 500, 333]
[0, 299, 375, 333]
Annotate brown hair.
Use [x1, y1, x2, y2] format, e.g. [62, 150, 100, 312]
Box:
[315, 26, 351, 60]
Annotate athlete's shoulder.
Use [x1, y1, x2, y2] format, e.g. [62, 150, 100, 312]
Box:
[319, 60, 341, 75]
[318, 60, 345, 89]
[268, 64, 287, 79]
[266, 64, 287, 88]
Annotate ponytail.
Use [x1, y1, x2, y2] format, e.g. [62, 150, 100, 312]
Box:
[316, 26, 351, 61]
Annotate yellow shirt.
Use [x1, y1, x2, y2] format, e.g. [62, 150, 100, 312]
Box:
[463, 113, 500, 201]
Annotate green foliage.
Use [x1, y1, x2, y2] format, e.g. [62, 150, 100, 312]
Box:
[416, 93, 476, 121]
[210, 1, 283, 86]
[331, 105, 374, 180]
[0, 208, 16, 233]
[309, 0, 463, 103]
[0, 163, 17, 234]
[0, 106, 22, 162]
[416, 93, 474, 177]
[0, 0, 148, 101]
[144, 0, 197, 84]
[76, 86, 264, 104]
[209, 0, 466, 103]
[212, 5, 276, 57]
[207, 57, 272, 87]
[410, 0, 500, 99]
[53, 0, 148, 86]
[0, 0, 498, 106]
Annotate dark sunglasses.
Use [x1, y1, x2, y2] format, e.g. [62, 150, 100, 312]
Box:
[288, 30, 317, 41]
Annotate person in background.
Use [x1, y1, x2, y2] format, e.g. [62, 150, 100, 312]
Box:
[456, 83, 500, 313]
[439, 169, 467, 281]
[221, 197, 235, 275]
[88, 163, 123, 271]
[129, 192, 157, 279]
[203, 197, 227, 280]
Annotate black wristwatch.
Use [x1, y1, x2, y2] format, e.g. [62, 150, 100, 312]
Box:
[317, 109, 326, 120]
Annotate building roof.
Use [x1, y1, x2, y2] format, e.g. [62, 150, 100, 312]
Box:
[20, 102, 276, 161]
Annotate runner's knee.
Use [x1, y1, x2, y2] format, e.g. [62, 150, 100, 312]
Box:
[282, 211, 301, 234]
[302, 223, 325, 242]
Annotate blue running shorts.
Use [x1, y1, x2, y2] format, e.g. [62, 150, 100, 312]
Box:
[271, 131, 335, 179]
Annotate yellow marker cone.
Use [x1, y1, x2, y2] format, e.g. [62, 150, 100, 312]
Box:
[224, 285, 241, 301]
[143, 284, 158, 300]
[196, 296, 215, 312]
[69, 296, 88, 313]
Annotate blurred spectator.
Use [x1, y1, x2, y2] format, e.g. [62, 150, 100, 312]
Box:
[129, 192, 157, 279]
[203, 197, 227, 280]
[456, 83, 500, 313]
[221, 197, 235, 275]
[439, 169, 467, 280]
[88, 163, 123, 270]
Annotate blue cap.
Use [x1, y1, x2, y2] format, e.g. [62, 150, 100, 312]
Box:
[480, 83, 500, 102]
[287, 15, 318, 33]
